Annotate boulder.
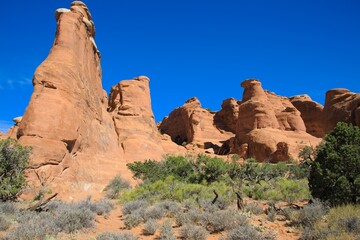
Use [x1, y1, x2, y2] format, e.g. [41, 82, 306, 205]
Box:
[214, 98, 239, 133]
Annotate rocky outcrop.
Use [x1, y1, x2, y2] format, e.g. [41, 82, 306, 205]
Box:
[225, 79, 320, 162]
[107, 76, 168, 161]
[323, 88, 360, 132]
[290, 95, 325, 138]
[16, 1, 125, 200]
[214, 98, 239, 133]
[159, 97, 234, 152]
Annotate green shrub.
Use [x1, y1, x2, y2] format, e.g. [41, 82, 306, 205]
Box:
[309, 122, 360, 205]
[104, 175, 131, 199]
[0, 138, 31, 201]
[327, 204, 360, 236]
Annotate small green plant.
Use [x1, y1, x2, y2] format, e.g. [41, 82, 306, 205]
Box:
[0, 138, 31, 201]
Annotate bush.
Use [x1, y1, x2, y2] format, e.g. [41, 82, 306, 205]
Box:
[327, 204, 360, 236]
[0, 215, 11, 231]
[244, 202, 263, 215]
[54, 202, 95, 233]
[104, 175, 131, 199]
[89, 199, 114, 216]
[96, 232, 138, 240]
[289, 200, 327, 227]
[175, 212, 190, 227]
[309, 122, 360, 205]
[159, 220, 175, 240]
[122, 200, 148, 215]
[143, 218, 158, 235]
[0, 138, 31, 201]
[202, 209, 248, 233]
[180, 224, 208, 240]
[226, 224, 261, 240]
[4, 211, 58, 240]
[124, 212, 143, 229]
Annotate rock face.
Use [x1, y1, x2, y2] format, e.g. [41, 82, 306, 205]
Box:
[107, 76, 166, 161]
[16, 1, 125, 199]
[290, 95, 325, 138]
[323, 88, 360, 132]
[214, 98, 239, 133]
[225, 79, 320, 162]
[159, 97, 234, 152]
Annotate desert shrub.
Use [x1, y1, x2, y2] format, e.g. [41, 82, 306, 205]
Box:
[309, 122, 360, 205]
[145, 205, 165, 220]
[89, 199, 114, 216]
[143, 218, 158, 236]
[266, 208, 276, 222]
[243, 177, 310, 202]
[180, 224, 208, 240]
[0, 202, 17, 215]
[104, 175, 131, 199]
[4, 211, 58, 240]
[127, 154, 234, 184]
[289, 200, 327, 227]
[96, 231, 138, 240]
[122, 199, 148, 215]
[0, 215, 11, 231]
[55, 202, 95, 233]
[0, 138, 31, 201]
[326, 204, 360, 236]
[226, 224, 261, 240]
[156, 201, 181, 217]
[175, 212, 190, 227]
[202, 209, 248, 233]
[159, 220, 175, 240]
[124, 211, 144, 229]
[244, 202, 263, 215]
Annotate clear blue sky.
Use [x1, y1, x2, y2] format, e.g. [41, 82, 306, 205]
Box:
[0, 0, 359, 132]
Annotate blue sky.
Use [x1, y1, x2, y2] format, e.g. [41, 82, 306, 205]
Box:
[0, 0, 359, 133]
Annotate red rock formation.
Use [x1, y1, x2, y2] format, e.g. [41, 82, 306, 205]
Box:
[228, 79, 320, 162]
[107, 76, 169, 161]
[214, 98, 239, 133]
[16, 1, 125, 200]
[323, 88, 360, 132]
[290, 95, 325, 138]
[159, 97, 234, 151]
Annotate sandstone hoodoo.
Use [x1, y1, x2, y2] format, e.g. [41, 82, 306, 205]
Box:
[221, 79, 321, 162]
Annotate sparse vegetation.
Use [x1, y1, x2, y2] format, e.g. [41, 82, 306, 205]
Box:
[143, 218, 158, 235]
[96, 232, 138, 240]
[104, 175, 131, 199]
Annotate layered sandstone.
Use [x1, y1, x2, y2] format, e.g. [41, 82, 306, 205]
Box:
[159, 97, 234, 152]
[108, 76, 173, 161]
[225, 79, 320, 162]
[290, 95, 325, 138]
[323, 88, 360, 132]
[214, 98, 239, 133]
[16, 1, 125, 199]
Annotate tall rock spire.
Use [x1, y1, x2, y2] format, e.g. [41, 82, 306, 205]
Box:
[17, 1, 124, 199]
